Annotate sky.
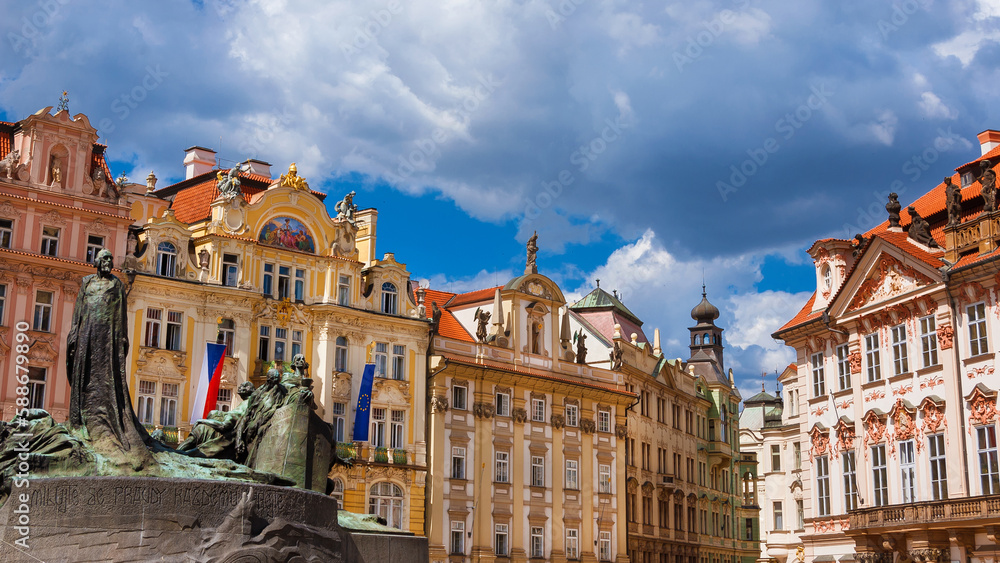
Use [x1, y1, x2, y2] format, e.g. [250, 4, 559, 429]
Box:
[2, 0, 999, 398]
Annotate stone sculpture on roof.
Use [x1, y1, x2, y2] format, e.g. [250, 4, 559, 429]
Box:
[526, 231, 538, 274]
[945, 176, 962, 227]
[216, 161, 245, 200]
[886, 192, 901, 228]
[335, 190, 358, 226]
[907, 206, 939, 248]
[474, 307, 491, 342]
[0, 150, 19, 180]
[980, 159, 996, 214]
[574, 329, 588, 364]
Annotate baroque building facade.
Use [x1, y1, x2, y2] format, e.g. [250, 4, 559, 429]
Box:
[771, 130, 1000, 562]
[121, 147, 430, 534]
[0, 103, 130, 423]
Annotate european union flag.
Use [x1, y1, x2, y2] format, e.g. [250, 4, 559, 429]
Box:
[352, 363, 376, 442]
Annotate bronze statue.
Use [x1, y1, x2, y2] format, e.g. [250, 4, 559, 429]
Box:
[945, 177, 962, 227]
[980, 160, 997, 213]
[525, 231, 538, 274]
[234, 367, 288, 465]
[176, 381, 255, 458]
[907, 206, 939, 248]
[67, 249, 157, 457]
[886, 193, 901, 228]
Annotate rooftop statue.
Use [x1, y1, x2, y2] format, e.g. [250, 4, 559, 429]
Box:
[526, 231, 538, 274]
[335, 190, 358, 226]
[945, 176, 962, 227]
[886, 192, 901, 228]
[574, 329, 588, 364]
[980, 160, 997, 214]
[216, 161, 245, 200]
[907, 206, 939, 248]
[474, 307, 491, 342]
[279, 162, 309, 190]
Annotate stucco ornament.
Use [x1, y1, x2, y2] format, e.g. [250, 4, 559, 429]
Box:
[0, 149, 20, 179]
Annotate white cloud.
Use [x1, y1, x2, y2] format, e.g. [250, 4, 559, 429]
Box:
[932, 29, 1000, 66]
[727, 290, 812, 350]
[918, 91, 956, 119]
[869, 110, 899, 145]
[974, 0, 1000, 20]
[728, 8, 773, 45]
[420, 268, 515, 294]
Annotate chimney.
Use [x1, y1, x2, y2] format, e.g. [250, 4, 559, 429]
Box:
[183, 146, 216, 179]
[978, 130, 1000, 156]
[245, 159, 272, 178]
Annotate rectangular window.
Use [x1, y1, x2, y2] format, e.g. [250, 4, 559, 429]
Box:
[565, 529, 579, 560]
[274, 327, 287, 362]
[0, 218, 12, 248]
[969, 303, 989, 356]
[796, 499, 804, 530]
[291, 330, 303, 358]
[811, 353, 825, 397]
[370, 408, 386, 447]
[771, 444, 781, 471]
[294, 268, 305, 301]
[598, 531, 612, 561]
[40, 226, 59, 256]
[530, 527, 544, 558]
[891, 324, 909, 375]
[390, 409, 404, 449]
[216, 387, 232, 412]
[452, 385, 467, 410]
[262, 263, 274, 296]
[144, 308, 162, 348]
[978, 425, 1000, 494]
[531, 455, 545, 487]
[258, 326, 271, 361]
[137, 380, 156, 424]
[27, 367, 46, 409]
[335, 337, 348, 372]
[86, 234, 104, 264]
[165, 311, 183, 351]
[599, 463, 612, 494]
[338, 275, 350, 305]
[33, 290, 53, 332]
[531, 398, 545, 422]
[865, 333, 881, 382]
[929, 433, 948, 500]
[565, 403, 578, 427]
[843, 451, 858, 511]
[495, 524, 508, 557]
[160, 383, 178, 427]
[566, 459, 579, 490]
[872, 444, 888, 506]
[920, 315, 939, 368]
[392, 345, 405, 380]
[332, 402, 346, 442]
[450, 521, 465, 555]
[495, 391, 510, 417]
[773, 501, 783, 531]
[793, 442, 801, 470]
[836, 344, 852, 390]
[900, 440, 916, 503]
[278, 265, 290, 299]
[816, 455, 831, 516]
[452, 446, 466, 479]
[0, 284, 6, 325]
[374, 342, 388, 378]
[495, 450, 509, 483]
[223, 253, 239, 287]
[598, 409, 611, 433]
[218, 319, 235, 357]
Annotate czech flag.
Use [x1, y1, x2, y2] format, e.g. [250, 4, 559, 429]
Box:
[352, 363, 376, 441]
[190, 342, 227, 422]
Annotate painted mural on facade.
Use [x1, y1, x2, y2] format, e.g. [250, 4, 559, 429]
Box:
[259, 216, 315, 253]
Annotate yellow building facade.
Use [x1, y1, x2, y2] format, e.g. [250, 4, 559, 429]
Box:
[124, 149, 429, 533]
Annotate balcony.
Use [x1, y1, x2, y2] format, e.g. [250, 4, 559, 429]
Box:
[846, 494, 1000, 553]
[334, 442, 410, 466]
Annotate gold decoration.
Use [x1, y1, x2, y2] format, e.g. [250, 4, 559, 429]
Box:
[279, 162, 309, 190]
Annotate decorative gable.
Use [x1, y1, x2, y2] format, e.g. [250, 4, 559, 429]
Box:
[846, 253, 935, 312]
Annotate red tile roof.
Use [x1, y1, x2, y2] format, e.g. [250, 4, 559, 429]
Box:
[91, 144, 114, 185]
[448, 286, 503, 308]
[169, 170, 269, 224]
[418, 288, 474, 342]
[775, 292, 820, 334]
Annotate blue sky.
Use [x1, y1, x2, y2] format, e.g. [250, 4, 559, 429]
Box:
[3, 0, 999, 396]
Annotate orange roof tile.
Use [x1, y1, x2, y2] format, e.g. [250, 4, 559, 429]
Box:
[956, 144, 1000, 170]
[418, 288, 474, 342]
[775, 292, 820, 334]
[449, 286, 503, 308]
[91, 144, 114, 185]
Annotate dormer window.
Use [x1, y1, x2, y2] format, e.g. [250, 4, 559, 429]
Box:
[822, 265, 832, 291]
[962, 171, 975, 188]
[381, 282, 397, 314]
[157, 242, 177, 277]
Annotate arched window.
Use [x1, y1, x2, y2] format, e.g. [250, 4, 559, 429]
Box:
[822, 265, 832, 291]
[381, 282, 398, 315]
[369, 481, 404, 529]
[335, 336, 348, 372]
[330, 478, 344, 509]
[157, 242, 177, 277]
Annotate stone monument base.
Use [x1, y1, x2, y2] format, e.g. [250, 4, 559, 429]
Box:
[0, 476, 343, 562]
